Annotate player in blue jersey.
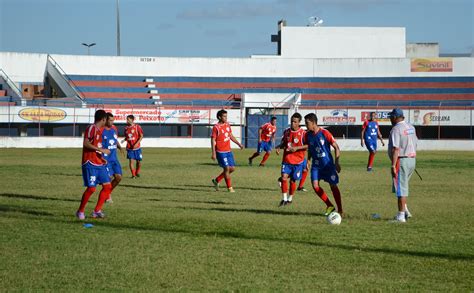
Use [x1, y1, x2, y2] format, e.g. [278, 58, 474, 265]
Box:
[102, 113, 124, 203]
[304, 113, 343, 216]
[361, 112, 385, 171]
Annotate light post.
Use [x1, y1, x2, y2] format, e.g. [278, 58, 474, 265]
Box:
[81, 43, 96, 55]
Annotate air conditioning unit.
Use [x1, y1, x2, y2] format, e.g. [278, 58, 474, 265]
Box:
[149, 89, 158, 94]
[146, 84, 156, 88]
[145, 78, 154, 83]
[150, 95, 160, 100]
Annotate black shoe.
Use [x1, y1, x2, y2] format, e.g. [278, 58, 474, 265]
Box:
[279, 200, 287, 207]
[248, 158, 252, 166]
[297, 187, 307, 192]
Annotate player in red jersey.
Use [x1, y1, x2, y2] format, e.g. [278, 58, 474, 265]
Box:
[123, 115, 144, 178]
[248, 117, 277, 166]
[211, 109, 244, 192]
[276, 113, 306, 206]
[76, 109, 112, 220]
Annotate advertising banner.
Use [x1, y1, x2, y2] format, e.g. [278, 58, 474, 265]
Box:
[104, 108, 211, 124]
[410, 58, 453, 72]
[408, 109, 471, 126]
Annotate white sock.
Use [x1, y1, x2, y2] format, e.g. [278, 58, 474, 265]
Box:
[404, 204, 410, 212]
[397, 211, 405, 219]
[288, 195, 293, 202]
[282, 193, 288, 201]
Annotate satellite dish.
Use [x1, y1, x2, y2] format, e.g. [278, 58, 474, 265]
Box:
[308, 16, 323, 27]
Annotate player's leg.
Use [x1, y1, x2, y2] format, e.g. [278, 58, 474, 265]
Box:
[77, 164, 97, 219]
[279, 172, 290, 206]
[288, 162, 304, 204]
[259, 151, 271, 166]
[311, 167, 334, 214]
[136, 160, 141, 177]
[129, 159, 136, 178]
[248, 142, 262, 165]
[298, 161, 309, 191]
[135, 149, 143, 177]
[366, 143, 376, 171]
[223, 166, 234, 191]
[92, 165, 112, 218]
[329, 184, 343, 216]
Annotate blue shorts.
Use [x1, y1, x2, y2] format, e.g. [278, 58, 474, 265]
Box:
[281, 161, 305, 181]
[257, 141, 272, 153]
[106, 160, 122, 177]
[216, 152, 235, 168]
[127, 149, 143, 161]
[365, 141, 377, 152]
[82, 162, 111, 187]
[311, 164, 339, 185]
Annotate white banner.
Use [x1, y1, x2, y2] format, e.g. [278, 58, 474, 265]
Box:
[408, 109, 471, 126]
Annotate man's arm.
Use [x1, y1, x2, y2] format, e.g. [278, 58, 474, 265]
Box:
[391, 147, 399, 178]
[211, 137, 216, 160]
[377, 127, 385, 146]
[258, 128, 262, 143]
[331, 141, 341, 173]
[230, 134, 244, 149]
[361, 126, 366, 147]
[83, 139, 110, 155]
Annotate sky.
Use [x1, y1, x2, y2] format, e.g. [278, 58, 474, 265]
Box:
[0, 0, 473, 57]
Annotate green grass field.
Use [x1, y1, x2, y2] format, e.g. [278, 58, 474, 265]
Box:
[1, 148, 473, 291]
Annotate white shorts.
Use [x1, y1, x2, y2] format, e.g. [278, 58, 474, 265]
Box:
[393, 157, 416, 197]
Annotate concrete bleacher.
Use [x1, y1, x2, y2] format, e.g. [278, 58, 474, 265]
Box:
[68, 75, 474, 107]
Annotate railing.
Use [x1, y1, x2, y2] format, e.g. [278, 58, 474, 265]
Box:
[47, 54, 85, 103]
[0, 68, 23, 100]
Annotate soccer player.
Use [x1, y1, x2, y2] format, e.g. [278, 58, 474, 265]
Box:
[211, 109, 244, 192]
[388, 108, 418, 223]
[124, 115, 144, 178]
[248, 117, 277, 167]
[76, 109, 112, 220]
[276, 113, 306, 206]
[102, 113, 124, 203]
[361, 112, 385, 171]
[304, 113, 343, 216]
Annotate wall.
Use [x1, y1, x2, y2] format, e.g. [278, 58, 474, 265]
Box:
[281, 27, 406, 59]
[1, 136, 473, 151]
[1, 52, 473, 83]
[406, 43, 439, 57]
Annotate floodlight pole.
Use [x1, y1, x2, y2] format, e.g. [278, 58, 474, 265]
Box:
[116, 0, 121, 56]
[82, 43, 96, 55]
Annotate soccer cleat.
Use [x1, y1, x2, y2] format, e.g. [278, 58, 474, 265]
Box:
[228, 187, 235, 193]
[278, 200, 287, 207]
[248, 158, 253, 166]
[392, 215, 407, 223]
[297, 187, 307, 192]
[286, 200, 292, 206]
[76, 211, 85, 220]
[105, 196, 113, 204]
[324, 206, 335, 216]
[259, 164, 265, 167]
[131, 176, 136, 179]
[405, 209, 412, 220]
[91, 210, 105, 219]
[212, 179, 219, 191]
[367, 167, 373, 172]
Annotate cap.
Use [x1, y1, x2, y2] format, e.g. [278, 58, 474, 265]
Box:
[388, 108, 404, 118]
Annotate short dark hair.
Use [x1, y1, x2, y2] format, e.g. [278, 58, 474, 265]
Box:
[127, 114, 135, 120]
[106, 112, 114, 119]
[304, 113, 318, 124]
[94, 109, 107, 122]
[217, 109, 227, 120]
[271, 116, 277, 121]
[291, 112, 302, 121]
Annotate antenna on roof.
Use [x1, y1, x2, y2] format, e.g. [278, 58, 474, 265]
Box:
[308, 16, 323, 27]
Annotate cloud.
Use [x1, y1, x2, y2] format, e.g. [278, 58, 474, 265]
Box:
[155, 23, 175, 30]
[204, 28, 238, 37]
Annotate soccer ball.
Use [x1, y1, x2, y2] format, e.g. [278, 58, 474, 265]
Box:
[327, 212, 342, 225]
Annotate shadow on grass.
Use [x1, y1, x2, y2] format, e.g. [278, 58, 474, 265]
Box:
[0, 205, 54, 216]
[120, 184, 207, 192]
[148, 198, 241, 205]
[154, 204, 325, 217]
[183, 184, 276, 192]
[0, 193, 77, 202]
[4, 211, 473, 262]
[42, 173, 81, 177]
[90, 221, 474, 262]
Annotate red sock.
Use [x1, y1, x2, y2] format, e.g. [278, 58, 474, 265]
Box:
[216, 172, 225, 183]
[289, 181, 297, 195]
[136, 163, 141, 175]
[224, 177, 232, 188]
[281, 179, 288, 194]
[299, 169, 308, 189]
[78, 187, 96, 213]
[313, 186, 333, 207]
[260, 153, 270, 165]
[131, 169, 136, 177]
[330, 185, 343, 213]
[94, 184, 112, 212]
[368, 152, 375, 168]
